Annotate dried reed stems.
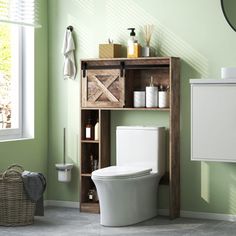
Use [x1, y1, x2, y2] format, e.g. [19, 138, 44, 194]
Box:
[143, 24, 154, 47]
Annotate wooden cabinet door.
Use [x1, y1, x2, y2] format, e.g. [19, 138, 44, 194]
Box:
[82, 69, 124, 108]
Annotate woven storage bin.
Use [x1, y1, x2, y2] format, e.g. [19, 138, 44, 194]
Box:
[0, 164, 35, 226]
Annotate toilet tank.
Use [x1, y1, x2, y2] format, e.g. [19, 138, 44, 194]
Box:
[116, 126, 166, 175]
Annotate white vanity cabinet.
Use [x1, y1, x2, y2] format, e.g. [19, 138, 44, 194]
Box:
[190, 79, 236, 162]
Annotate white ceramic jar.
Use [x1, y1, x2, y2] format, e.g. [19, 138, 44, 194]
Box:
[133, 91, 145, 108]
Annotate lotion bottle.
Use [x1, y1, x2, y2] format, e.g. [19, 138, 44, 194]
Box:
[127, 28, 141, 58]
[145, 76, 158, 108]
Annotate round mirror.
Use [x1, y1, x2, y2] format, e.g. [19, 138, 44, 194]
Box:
[221, 0, 236, 31]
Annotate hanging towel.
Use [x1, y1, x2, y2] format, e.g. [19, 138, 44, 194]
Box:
[62, 29, 76, 79]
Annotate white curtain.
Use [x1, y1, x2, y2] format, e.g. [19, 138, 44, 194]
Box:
[0, 0, 41, 28]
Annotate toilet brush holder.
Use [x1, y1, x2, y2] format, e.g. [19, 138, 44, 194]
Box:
[55, 128, 74, 182]
[55, 163, 73, 182]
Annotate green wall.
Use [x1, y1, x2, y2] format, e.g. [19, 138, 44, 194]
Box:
[0, 0, 48, 184]
[48, 0, 236, 215]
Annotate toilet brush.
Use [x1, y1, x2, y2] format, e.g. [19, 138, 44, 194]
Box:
[55, 128, 73, 182]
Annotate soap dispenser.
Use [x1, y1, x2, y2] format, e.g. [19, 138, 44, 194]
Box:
[146, 76, 158, 108]
[127, 28, 141, 58]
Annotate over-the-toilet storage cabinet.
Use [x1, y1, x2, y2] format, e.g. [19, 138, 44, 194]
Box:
[80, 57, 180, 219]
[191, 79, 236, 162]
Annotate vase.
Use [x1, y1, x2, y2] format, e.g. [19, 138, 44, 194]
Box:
[142, 46, 150, 57]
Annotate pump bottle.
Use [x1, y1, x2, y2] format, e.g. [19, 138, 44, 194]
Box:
[127, 28, 141, 58]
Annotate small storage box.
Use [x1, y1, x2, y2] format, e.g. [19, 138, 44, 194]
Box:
[99, 44, 121, 58]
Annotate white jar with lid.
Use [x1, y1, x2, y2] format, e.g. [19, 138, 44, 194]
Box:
[133, 91, 145, 108]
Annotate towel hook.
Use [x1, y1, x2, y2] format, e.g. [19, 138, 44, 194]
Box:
[67, 25, 73, 32]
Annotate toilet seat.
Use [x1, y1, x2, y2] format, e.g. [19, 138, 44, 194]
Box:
[92, 166, 152, 180]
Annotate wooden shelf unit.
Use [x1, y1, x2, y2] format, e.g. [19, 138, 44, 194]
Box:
[79, 57, 180, 219]
[80, 202, 100, 214]
[80, 109, 110, 213]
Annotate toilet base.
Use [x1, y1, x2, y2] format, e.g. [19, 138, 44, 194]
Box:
[92, 173, 160, 227]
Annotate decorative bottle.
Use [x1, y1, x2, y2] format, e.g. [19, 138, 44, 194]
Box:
[85, 119, 93, 140]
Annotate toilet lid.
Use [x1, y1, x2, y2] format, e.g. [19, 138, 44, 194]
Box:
[92, 166, 152, 180]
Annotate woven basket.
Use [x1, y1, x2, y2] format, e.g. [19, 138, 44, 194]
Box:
[0, 164, 35, 226]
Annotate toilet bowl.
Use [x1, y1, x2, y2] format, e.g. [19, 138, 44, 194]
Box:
[92, 126, 165, 227]
[92, 166, 161, 226]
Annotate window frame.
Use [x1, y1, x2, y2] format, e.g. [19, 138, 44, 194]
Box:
[0, 24, 34, 141]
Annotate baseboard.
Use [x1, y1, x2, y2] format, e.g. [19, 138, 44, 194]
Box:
[181, 210, 236, 222]
[44, 200, 80, 209]
[158, 208, 236, 222]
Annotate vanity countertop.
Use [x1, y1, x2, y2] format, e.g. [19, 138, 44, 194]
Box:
[190, 78, 236, 84]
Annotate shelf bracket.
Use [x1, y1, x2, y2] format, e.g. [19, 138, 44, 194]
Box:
[120, 61, 125, 77]
[82, 62, 87, 78]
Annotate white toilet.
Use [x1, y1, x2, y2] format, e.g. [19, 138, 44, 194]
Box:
[91, 126, 165, 226]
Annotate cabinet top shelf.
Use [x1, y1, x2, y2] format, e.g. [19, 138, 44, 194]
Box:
[81, 56, 179, 62]
[81, 57, 180, 71]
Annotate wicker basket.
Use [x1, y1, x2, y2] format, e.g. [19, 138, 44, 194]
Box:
[0, 164, 35, 226]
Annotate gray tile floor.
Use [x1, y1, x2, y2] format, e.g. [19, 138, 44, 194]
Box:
[1, 207, 236, 236]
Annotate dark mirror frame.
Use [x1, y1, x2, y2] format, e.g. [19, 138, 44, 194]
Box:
[221, 0, 236, 32]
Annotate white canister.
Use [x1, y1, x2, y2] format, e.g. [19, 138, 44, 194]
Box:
[159, 91, 169, 108]
[145, 86, 158, 107]
[133, 91, 145, 108]
[221, 67, 236, 79]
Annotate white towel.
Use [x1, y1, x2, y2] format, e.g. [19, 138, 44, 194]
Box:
[62, 29, 76, 79]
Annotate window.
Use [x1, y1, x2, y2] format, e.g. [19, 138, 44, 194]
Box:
[0, 23, 34, 140]
[0, 23, 21, 137]
[0, 0, 40, 141]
